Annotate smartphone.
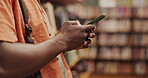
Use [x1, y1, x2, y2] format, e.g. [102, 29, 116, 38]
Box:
[84, 13, 106, 39]
[87, 13, 106, 24]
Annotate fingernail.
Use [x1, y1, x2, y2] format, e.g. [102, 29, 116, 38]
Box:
[89, 33, 93, 37]
[89, 33, 95, 38]
[83, 41, 87, 46]
[94, 26, 96, 31]
[76, 20, 81, 25]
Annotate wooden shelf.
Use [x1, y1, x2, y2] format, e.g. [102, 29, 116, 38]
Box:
[64, 1, 148, 78]
[97, 45, 148, 48]
[104, 17, 132, 20]
[96, 32, 131, 34]
[96, 32, 148, 34]
[79, 72, 91, 78]
[83, 58, 148, 63]
[79, 72, 148, 78]
[89, 73, 148, 78]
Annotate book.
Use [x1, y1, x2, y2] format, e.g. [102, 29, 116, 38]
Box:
[97, 19, 131, 33]
[118, 63, 133, 74]
[135, 62, 146, 75]
[98, 34, 128, 46]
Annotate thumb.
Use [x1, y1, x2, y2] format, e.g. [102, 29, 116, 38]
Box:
[82, 25, 95, 31]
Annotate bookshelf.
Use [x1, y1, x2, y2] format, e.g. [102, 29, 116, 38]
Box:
[42, 0, 148, 78]
[95, 0, 148, 76]
[64, 0, 148, 78]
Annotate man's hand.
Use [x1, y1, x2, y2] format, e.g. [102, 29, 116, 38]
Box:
[57, 21, 96, 51]
[0, 20, 95, 78]
[76, 20, 96, 48]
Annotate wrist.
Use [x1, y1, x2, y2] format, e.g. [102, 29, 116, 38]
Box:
[53, 34, 68, 52]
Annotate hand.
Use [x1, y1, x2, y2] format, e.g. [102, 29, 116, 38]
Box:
[76, 20, 96, 48]
[57, 21, 95, 51]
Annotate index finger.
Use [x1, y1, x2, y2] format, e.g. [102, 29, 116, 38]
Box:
[65, 21, 77, 25]
[66, 21, 81, 25]
[76, 20, 81, 25]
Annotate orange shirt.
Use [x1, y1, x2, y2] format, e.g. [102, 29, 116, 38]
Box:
[0, 0, 72, 78]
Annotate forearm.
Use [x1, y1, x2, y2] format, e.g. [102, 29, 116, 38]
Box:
[0, 34, 66, 78]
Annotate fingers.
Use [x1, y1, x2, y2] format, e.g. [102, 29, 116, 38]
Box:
[83, 39, 91, 48]
[65, 21, 81, 25]
[88, 33, 95, 38]
[65, 21, 95, 32]
[76, 20, 81, 25]
[77, 39, 91, 49]
[84, 24, 96, 38]
[86, 30, 95, 38]
[64, 20, 95, 49]
[83, 42, 89, 48]
[82, 25, 95, 32]
[66, 21, 77, 25]
[65, 21, 95, 31]
[85, 39, 91, 44]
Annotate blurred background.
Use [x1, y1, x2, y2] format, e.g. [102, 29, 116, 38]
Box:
[42, 0, 148, 78]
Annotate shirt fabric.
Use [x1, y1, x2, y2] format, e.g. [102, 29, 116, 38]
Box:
[0, 0, 73, 78]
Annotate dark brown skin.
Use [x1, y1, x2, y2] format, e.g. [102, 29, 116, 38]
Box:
[0, 21, 95, 78]
[0, 0, 95, 77]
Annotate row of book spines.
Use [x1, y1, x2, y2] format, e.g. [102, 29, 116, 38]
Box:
[74, 60, 148, 75]
[78, 47, 148, 60]
[100, 0, 148, 8]
[97, 34, 148, 46]
[66, 4, 148, 19]
[101, 7, 148, 18]
[95, 62, 148, 75]
[96, 20, 148, 33]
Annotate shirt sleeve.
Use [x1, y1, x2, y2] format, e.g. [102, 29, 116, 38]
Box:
[0, 0, 18, 43]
